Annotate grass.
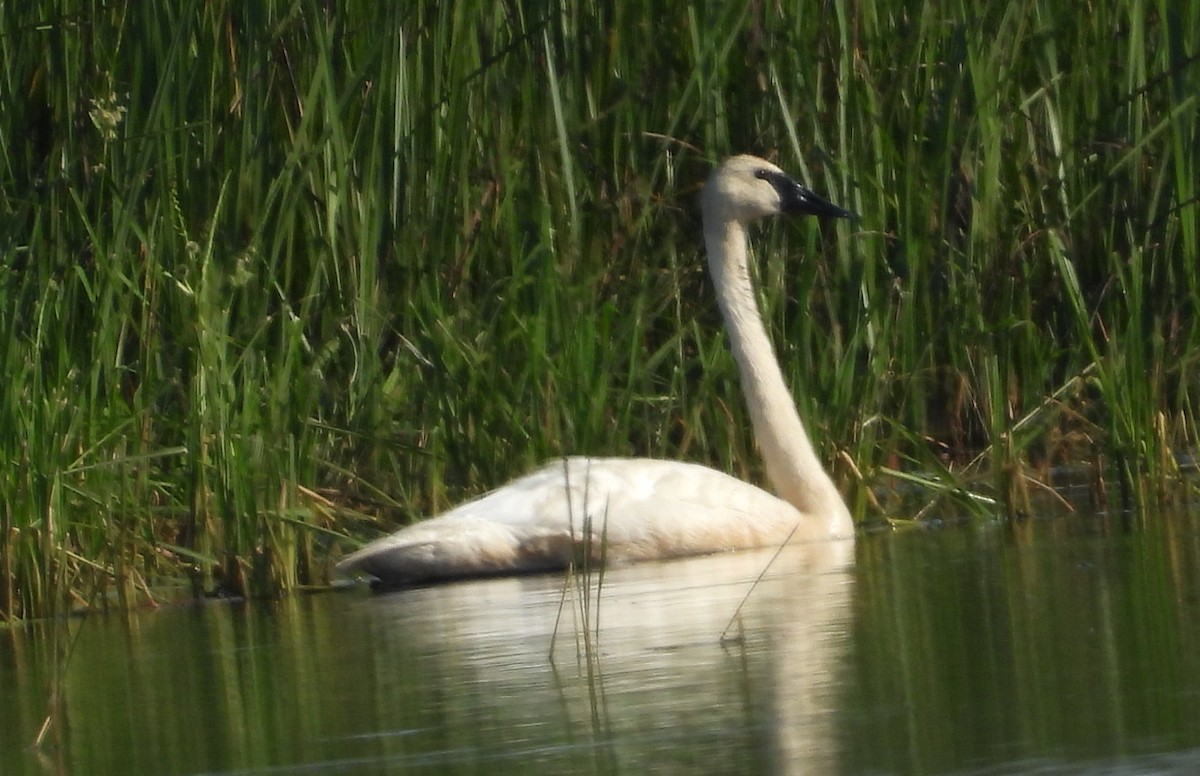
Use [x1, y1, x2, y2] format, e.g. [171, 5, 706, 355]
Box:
[0, 0, 1197, 620]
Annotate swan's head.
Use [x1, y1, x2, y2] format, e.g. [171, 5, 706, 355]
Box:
[702, 154, 855, 226]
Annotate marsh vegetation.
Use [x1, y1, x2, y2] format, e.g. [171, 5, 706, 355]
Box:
[1, 0, 1197, 619]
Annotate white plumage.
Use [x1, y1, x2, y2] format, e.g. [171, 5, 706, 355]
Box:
[337, 155, 856, 585]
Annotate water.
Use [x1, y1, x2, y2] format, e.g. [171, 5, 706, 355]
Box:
[3, 511, 1200, 775]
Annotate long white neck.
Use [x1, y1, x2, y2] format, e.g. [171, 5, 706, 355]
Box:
[704, 218, 853, 536]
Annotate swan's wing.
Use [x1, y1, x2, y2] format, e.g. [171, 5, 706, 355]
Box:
[537, 457, 807, 560]
[335, 457, 805, 584]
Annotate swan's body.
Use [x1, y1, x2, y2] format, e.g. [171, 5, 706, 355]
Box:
[337, 155, 856, 585]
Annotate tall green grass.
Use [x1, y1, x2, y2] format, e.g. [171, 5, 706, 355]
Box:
[1, 0, 1196, 619]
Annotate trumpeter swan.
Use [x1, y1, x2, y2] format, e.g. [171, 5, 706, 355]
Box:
[336, 155, 856, 585]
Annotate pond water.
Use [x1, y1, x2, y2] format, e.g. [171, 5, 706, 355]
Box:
[3, 509, 1200, 775]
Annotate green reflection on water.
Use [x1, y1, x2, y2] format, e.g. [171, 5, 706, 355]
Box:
[3, 512, 1199, 775]
[845, 510, 1200, 774]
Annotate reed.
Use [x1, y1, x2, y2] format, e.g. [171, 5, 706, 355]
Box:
[1, 0, 1195, 618]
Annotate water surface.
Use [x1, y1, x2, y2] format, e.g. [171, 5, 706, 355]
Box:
[3, 511, 1200, 775]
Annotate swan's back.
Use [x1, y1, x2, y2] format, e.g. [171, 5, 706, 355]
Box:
[335, 457, 814, 584]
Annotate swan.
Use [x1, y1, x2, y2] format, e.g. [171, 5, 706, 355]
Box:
[336, 154, 856, 585]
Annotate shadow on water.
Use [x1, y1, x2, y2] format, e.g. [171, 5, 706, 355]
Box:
[3, 507, 1200, 775]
